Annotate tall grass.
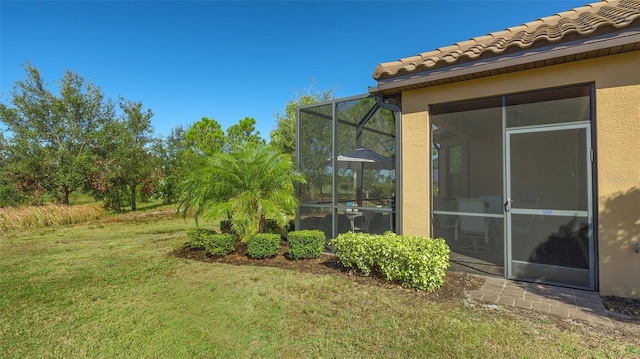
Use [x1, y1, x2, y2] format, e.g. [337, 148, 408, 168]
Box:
[0, 204, 106, 231]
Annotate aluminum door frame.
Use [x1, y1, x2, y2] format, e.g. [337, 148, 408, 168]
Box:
[504, 122, 594, 290]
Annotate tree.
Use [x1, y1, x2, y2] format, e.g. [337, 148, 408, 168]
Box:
[87, 98, 156, 211]
[118, 98, 155, 211]
[0, 63, 115, 205]
[177, 142, 305, 241]
[153, 126, 189, 204]
[0, 132, 24, 206]
[224, 117, 265, 152]
[184, 116, 265, 156]
[0, 135, 53, 205]
[171, 117, 267, 216]
[270, 81, 333, 156]
[184, 117, 225, 156]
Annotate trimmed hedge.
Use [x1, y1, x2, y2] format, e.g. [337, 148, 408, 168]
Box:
[186, 228, 217, 250]
[246, 233, 281, 259]
[329, 232, 377, 275]
[287, 230, 325, 259]
[331, 232, 450, 291]
[203, 233, 238, 257]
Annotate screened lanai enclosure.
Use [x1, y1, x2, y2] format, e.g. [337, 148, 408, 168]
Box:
[431, 85, 594, 289]
[296, 95, 400, 240]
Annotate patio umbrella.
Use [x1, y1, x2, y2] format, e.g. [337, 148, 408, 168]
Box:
[328, 148, 395, 170]
[326, 148, 395, 207]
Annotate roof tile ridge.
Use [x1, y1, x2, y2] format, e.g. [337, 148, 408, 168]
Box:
[453, 39, 480, 48]
[415, 38, 486, 64]
[464, 34, 501, 49]
[434, 44, 462, 54]
[520, 19, 546, 29]
[398, 55, 423, 65]
[415, 54, 440, 66]
[485, 13, 567, 40]
[571, 2, 601, 14]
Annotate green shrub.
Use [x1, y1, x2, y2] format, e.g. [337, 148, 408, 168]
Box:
[376, 233, 450, 291]
[246, 233, 281, 259]
[330, 232, 378, 275]
[186, 228, 203, 249]
[203, 233, 238, 257]
[331, 232, 450, 291]
[287, 230, 326, 259]
[186, 228, 217, 250]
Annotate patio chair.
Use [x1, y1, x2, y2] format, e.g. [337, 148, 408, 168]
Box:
[434, 214, 457, 233]
[455, 198, 490, 253]
[354, 211, 376, 232]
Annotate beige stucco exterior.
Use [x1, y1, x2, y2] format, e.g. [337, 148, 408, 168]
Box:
[400, 51, 640, 298]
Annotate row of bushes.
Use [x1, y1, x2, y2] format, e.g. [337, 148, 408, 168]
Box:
[187, 228, 325, 259]
[187, 228, 451, 292]
[331, 232, 450, 291]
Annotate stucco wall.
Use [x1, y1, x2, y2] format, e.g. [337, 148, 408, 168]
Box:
[596, 82, 640, 298]
[400, 51, 640, 298]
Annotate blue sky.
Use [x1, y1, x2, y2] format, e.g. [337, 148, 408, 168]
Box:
[1, 0, 589, 139]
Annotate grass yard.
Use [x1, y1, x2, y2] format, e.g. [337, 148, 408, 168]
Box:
[1, 209, 638, 358]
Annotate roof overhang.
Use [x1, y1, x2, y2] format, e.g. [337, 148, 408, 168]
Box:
[371, 26, 640, 96]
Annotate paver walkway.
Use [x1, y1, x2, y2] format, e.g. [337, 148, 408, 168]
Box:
[447, 250, 627, 326]
[468, 276, 626, 326]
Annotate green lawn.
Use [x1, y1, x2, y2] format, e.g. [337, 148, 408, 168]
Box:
[0, 210, 637, 358]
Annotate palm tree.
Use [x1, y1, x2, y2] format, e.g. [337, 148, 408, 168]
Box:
[177, 142, 305, 241]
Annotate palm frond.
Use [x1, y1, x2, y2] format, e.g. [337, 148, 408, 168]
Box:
[176, 142, 305, 238]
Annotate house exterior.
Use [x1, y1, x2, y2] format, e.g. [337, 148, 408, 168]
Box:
[370, 0, 640, 298]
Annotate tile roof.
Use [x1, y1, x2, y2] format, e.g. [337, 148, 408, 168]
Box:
[373, 0, 640, 81]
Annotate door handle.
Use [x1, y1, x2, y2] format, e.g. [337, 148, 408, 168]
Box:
[504, 199, 510, 213]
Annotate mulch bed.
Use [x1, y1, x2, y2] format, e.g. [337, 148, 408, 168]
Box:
[171, 240, 640, 324]
[602, 296, 640, 319]
[171, 240, 485, 304]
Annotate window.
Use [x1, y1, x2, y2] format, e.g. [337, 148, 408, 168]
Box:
[446, 144, 464, 199]
[431, 97, 503, 211]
